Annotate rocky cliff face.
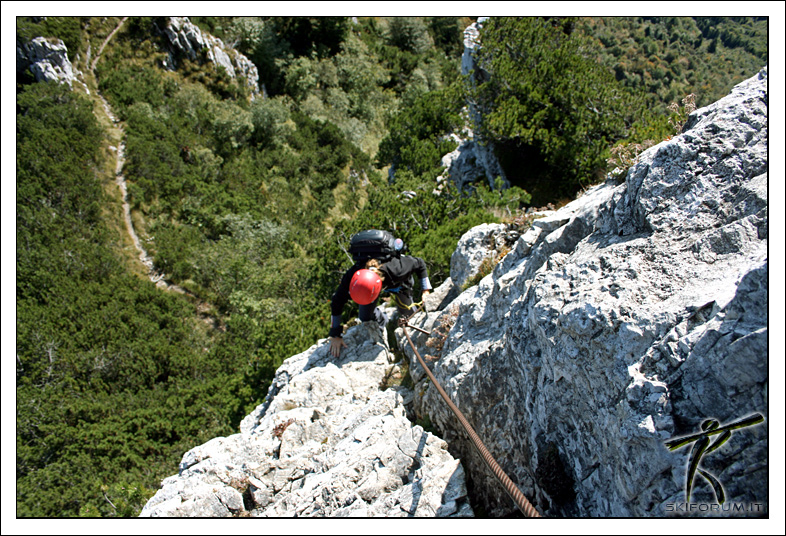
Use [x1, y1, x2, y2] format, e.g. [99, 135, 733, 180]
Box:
[401, 67, 769, 517]
[141, 323, 472, 517]
[141, 67, 768, 519]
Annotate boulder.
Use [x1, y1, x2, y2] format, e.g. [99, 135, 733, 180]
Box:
[398, 67, 769, 517]
[17, 36, 76, 87]
[449, 222, 520, 289]
[163, 17, 260, 99]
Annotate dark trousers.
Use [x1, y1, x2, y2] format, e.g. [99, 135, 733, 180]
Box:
[358, 291, 413, 323]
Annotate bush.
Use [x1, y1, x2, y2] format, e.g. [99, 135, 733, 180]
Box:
[387, 17, 434, 55]
[16, 16, 85, 60]
[98, 64, 165, 119]
[376, 83, 464, 175]
[16, 82, 244, 517]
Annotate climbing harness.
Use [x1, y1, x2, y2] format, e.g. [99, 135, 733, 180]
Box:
[385, 290, 423, 312]
[401, 321, 543, 518]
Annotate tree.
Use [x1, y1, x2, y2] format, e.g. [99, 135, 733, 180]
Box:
[376, 83, 464, 177]
[387, 17, 434, 55]
[272, 17, 349, 58]
[473, 17, 634, 201]
[428, 17, 466, 57]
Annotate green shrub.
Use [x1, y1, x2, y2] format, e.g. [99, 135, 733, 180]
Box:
[16, 16, 86, 60]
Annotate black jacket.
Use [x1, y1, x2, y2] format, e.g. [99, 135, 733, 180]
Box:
[329, 255, 430, 337]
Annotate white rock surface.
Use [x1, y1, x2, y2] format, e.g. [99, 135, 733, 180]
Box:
[449, 222, 520, 289]
[141, 323, 472, 517]
[399, 68, 769, 517]
[163, 17, 260, 99]
[17, 37, 76, 87]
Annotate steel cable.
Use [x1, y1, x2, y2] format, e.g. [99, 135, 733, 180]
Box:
[402, 324, 542, 518]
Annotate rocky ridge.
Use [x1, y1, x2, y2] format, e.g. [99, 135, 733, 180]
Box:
[141, 323, 472, 517]
[400, 67, 769, 517]
[141, 66, 768, 519]
[162, 17, 260, 100]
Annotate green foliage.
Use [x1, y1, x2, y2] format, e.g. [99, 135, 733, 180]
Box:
[16, 82, 104, 232]
[149, 221, 204, 281]
[473, 17, 634, 201]
[466, 16, 766, 202]
[191, 214, 291, 313]
[98, 64, 165, 120]
[229, 18, 291, 97]
[428, 17, 467, 57]
[579, 17, 767, 113]
[17, 15, 766, 519]
[251, 99, 291, 147]
[376, 83, 464, 176]
[15, 77, 245, 519]
[189, 16, 235, 40]
[386, 17, 434, 55]
[80, 481, 157, 517]
[272, 17, 350, 58]
[16, 16, 86, 60]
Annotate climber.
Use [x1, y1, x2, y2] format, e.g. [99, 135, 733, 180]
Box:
[328, 231, 432, 357]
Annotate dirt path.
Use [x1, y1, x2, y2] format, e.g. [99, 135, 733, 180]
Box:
[87, 17, 224, 331]
[90, 17, 187, 295]
[91, 16, 129, 72]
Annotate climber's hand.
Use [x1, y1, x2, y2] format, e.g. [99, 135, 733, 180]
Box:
[329, 336, 347, 358]
[422, 290, 431, 312]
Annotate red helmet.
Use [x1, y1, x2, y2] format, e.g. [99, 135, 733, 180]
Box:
[349, 269, 382, 305]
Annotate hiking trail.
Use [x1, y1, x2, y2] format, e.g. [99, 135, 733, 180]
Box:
[88, 17, 221, 330]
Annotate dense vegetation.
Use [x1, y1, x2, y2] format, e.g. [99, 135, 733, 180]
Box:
[16, 81, 243, 517]
[467, 16, 767, 202]
[16, 16, 766, 517]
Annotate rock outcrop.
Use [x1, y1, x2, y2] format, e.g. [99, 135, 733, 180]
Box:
[17, 36, 76, 87]
[399, 67, 769, 517]
[162, 17, 260, 100]
[439, 19, 509, 191]
[141, 323, 472, 517]
[449, 222, 521, 289]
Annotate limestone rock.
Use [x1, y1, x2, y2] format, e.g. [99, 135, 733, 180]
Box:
[17, 37, 75, 87]
[163, 17, 260, 99]
[141, 55, 768, 521]
[141, 322, 472, 517]
[438, 19, 508, 191]
[450, 222, 520, 289]
[423, 277, 460, 314]
[398, 68, 769, 517]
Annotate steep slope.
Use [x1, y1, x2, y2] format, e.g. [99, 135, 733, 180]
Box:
[400, 67, 769, 517]
[140, 66, 768, 520]
[141, 323, 472, 517]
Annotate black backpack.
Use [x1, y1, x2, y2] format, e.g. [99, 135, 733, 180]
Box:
[349, 229, 399, 263]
